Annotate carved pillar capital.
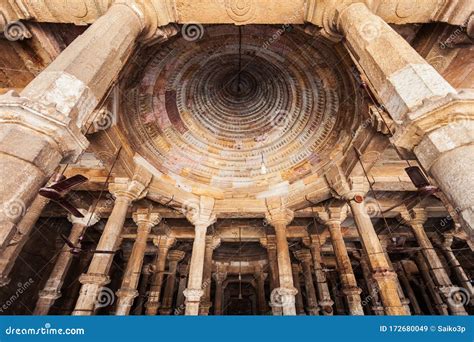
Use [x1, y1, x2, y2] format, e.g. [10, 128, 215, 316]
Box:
[167, 250, 186, 263]
[132, 208, 162, 229]
[152, 236, 176, 251]
[398, 207, 428, 227]
[213, 272, 228, 284]
[109, 168, 152, 202]
[325, 166, 369, 200]
[313, 202, 348, 227]
[294, 249, 313, 263]
[265, 208, 294, 227]
[184, 196, 216, 229]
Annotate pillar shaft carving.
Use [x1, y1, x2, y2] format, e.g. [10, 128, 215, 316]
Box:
[265, 201, 297, 316]
[160, 250, 185, 315]
[73, 172, 151, 316]
[145, 236, 176, 315]
[115, 208, 161, 315]
[400, 208, 467, 315]
[34, 209, 99, 315]
[184, 196, 216, 316]
[294, 249, 319, 315]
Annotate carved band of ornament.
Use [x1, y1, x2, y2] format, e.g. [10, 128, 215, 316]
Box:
[225, 0, 255, 23]
[78, 273, 110, 286]
[371, 268, 398, 281]
[38, 289, 61, 300]
[341, 285, 362, 295]
[116, 288, 139, 299]
[183, 288, 204, 301]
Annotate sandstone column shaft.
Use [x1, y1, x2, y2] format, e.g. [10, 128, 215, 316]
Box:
[213, 272, 227, 315]
[160, 250, 185, 315]
[116, 210, 161, 316]
[184, 225, 208, 315]
[337, 2, 473, 235]
[296, 252, 319, 316]
[73, 194, 131, 315]
[292, 264, 305, 315]
[411, 224, 466, 315]
[328, 222, 364, 315]
[0, 3, 146, 249]
[0, 195, 49, 286]
[349, 200, 407, 315]
[308, 238, 333, 315]
[34, 210, 98, 315]
[146, 237, 174, 315]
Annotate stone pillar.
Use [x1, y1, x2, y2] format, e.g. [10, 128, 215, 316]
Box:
[315, 204, 364, 315]
[415, 252, 449, 315]
[133, 263, 153, 315]
[73, 172, 150, 316]
[379, 237, 412, 314]
[213, 271, 227, 315]
[352, 250, 384, 315]
[145, 236, 175, 315]
[327, 270, 346, 315]
[304, 235, 334, 315]
[159, 250, 185, 315]
[199, 237, 220, 315]
[400, 208, 467, 315]
[0, 195, 49, 286]
[115, 209, 161, 316]
[34, 209, 99, 315]
[260, 236, 282, 316]
[183, 197, 216, 316]
[0, 1, 154, 249]
[294, 249, 319, 315]
[343, 187, 408, 315]
[265, 205, 297, 316]
[175, 264, 189, 314]
[395, 262, 422, 315]
[335, 2, 473, 236]
[438, 233, 474, 305]
[291, 264, 306, 315]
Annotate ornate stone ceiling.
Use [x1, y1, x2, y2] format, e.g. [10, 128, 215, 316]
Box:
[120, 25, 360, 201]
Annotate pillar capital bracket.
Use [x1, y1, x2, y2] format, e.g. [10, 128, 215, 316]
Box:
[184, 196, 216, 228]
[213, 272, 228, 284]
[313, 202, 348, 226]
[109, 167, 152, 202]
[152, 236, 176, 250]
[205, 236, 221, 250]
[132, 208, 162, 228]
[265, 208, 294, 227]
[67, 208, 100, 227]
[167, 249, 186, 262]
[325, 166, 369, 200]
[294, 249, 313, 262]
[183, 288, 204, 302]
[398, 207, 428, 227]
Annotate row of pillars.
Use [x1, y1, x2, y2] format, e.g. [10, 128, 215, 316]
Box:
[0, 183, 470, 315]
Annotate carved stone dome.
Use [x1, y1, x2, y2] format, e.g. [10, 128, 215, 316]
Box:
[121, 25, 361, 200]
